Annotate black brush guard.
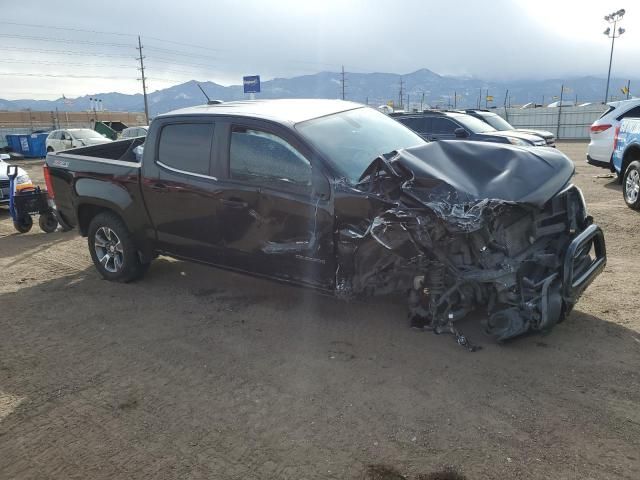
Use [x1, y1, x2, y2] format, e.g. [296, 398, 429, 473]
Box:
[562, 224, 606, 304]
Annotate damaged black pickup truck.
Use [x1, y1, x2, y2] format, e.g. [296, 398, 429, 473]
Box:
[45, 99, 606, 347]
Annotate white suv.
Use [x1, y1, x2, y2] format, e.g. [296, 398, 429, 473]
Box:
[46, 128, 112, 153]
[120, 126, 149, 139]
[587, 98, 640, 171]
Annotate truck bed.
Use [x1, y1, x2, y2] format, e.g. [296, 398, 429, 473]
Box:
[46, 138, 152, 245]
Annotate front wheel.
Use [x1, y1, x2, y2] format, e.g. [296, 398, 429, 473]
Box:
[87, 212, 149, 282]
[39, 212, 59, 233]
[623, 161, 640, 210]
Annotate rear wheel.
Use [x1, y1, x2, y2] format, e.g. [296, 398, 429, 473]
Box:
[623, 161, 640, 210]
[87, 212, 149, 282]
[13, 214, 33, 233]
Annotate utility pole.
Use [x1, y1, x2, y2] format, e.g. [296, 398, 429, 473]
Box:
[503, 89, 509, 122]
[477, 88, 482, 109]
[421, 92, 425, 111]
[137, 35, 150, 124]
[603, 9, 626, 104]
[398, 77, 404, 110]
[340, 65, 346, 100]
[453, 90, 457, 109]
[626, 79, 631, 99]
[556, 84, 564, 140]
[485, 90, 489, 109]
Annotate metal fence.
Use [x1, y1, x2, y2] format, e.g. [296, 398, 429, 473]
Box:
[0, 111, 146, 148]
[496, 105, 608, 139]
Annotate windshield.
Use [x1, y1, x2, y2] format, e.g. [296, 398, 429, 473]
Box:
[481, 114, 514, 131]
[296, 107, 425, 183]
[455, 115, 497, 133]
[70, 129, 105, 140]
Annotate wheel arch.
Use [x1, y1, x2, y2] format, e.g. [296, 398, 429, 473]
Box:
[76, 201, 126, 237]
[621, 144, 640, 176]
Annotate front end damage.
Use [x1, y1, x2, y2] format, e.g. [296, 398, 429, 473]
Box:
[335, 141, 606, 347]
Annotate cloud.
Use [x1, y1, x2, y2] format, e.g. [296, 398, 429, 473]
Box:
[1, 0, 638, 100]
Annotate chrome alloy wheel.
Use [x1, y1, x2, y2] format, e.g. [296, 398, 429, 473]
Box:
[94, 226, 124, 273]
[625, 169, 640, 204]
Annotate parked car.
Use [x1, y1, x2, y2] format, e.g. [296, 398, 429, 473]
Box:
[463, 109, 556, 147]
[0, 153, 33, 204]
[394, 111, 547, 146]
[612, 117, 640, 209]
[587, 98, 640, 171]
[120, 126, 149, 139]
[547, 101, 575, 108]
[45, 99, 605, 345]
[45, 128, 112, 153]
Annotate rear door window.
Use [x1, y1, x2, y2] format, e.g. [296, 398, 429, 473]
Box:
[401, 117, 432, 134]
[618, 105, 640, 120]
[432, 118, 458, 134]
[157, 123, 214, 176]
[229, 126, 311, 191]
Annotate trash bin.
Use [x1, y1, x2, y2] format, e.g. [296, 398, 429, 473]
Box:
[5, 133, 49, 158]
[95, 121, 128, 140]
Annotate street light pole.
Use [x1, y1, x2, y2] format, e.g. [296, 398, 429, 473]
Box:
[603, 9, 626, 104]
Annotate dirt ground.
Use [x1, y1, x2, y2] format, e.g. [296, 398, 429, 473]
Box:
[1, 142, 639, 480]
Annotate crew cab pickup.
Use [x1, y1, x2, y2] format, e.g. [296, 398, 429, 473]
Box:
[612, 117, 640, 209]
[45, 99, 606, 346]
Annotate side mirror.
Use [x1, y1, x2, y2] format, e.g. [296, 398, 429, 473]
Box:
[454, 128, 469, 138]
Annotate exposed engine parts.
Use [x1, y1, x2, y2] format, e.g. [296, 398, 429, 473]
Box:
[336, 142, 606, 350]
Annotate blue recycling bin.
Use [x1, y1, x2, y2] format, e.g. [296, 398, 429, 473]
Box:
[5, 132, 49, 158]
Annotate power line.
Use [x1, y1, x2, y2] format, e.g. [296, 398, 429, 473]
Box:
[0, 72, 133, 79]
[144, 45, 219, 61]
[0, 46, 134, 58]
[143, 36, 221, 53]
[1, 59, 135, 69]
[0, 33, 133, 47]
[2, 21, 137, 37]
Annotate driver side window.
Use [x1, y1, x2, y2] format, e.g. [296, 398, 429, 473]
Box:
[230, 126, 311, 192]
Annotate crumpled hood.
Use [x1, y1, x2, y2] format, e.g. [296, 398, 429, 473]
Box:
[389, 140, 574, 208]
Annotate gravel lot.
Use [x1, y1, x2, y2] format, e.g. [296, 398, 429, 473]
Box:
[1, 142, 639, 479]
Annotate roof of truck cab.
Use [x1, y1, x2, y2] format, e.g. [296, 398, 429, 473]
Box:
[159, 99, 364, 125]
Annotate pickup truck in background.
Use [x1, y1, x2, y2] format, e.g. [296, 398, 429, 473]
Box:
[612, 117, 640, 209]
[44, 99, 606, 345]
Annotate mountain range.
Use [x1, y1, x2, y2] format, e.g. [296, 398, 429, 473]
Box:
[1, 69, 637, 116]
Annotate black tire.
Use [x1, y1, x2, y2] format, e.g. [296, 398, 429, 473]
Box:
[87, 211, 149, 282]
[38, 212, 59, 233]
[623, 161, 640, 210]
[13, 214, 33, 233]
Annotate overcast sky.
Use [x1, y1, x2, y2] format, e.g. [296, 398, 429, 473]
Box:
[1, 0, 638, 100]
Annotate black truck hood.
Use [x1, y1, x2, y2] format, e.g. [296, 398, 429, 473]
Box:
[362, 140, 574, 209]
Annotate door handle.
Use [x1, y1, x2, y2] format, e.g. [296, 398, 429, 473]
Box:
[221, 198, 248, 209]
